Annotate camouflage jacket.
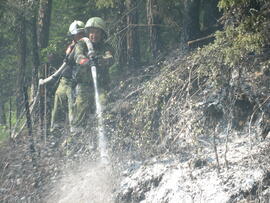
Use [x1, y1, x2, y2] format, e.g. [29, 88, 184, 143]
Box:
[73, 39, 114, 90]
[61, 42, 77, 79]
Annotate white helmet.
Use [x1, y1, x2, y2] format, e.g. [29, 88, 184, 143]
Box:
[68, 20, 85, 36]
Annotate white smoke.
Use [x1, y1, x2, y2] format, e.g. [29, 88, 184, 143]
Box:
[47, 162, 116, 203]
[46, 65, 114, 203]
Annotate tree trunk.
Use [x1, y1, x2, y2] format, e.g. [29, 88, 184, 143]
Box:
[31, 12, 40, 102]
[16, 14, 27, 118]
[147, 0, 160, 59]
[37, 0, 51, 133]
[9, 97, 12, 137]
[39, 63, 52, 140]
[39, 64, 46, 138]
[23, 84, 37, 168]
[117, 0, 127, 67]
[0, 101, 6, 125]
[180, 0, 201, 50]
[198, 0, 220, 35]
[37, 0, 52, 49]
[23, 85, 33, 141]
[126, 0, 140, 68]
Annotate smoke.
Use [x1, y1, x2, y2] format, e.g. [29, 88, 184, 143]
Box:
[47, 161, 116, 203]
[47, 65, 114, 203]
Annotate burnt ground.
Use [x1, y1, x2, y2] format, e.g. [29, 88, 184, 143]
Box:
[1, 47, 270, 202]
[0, 128, 100, 202]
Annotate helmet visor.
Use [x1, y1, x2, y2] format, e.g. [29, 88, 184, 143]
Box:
[69, 23, 79, 35]
[69, 25, 84, 36]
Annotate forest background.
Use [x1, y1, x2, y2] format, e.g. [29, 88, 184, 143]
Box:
[0, 0, 269, 143]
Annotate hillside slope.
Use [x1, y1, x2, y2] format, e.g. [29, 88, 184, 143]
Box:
[105, 44, 270, 202]
[1, 2, 270, 201]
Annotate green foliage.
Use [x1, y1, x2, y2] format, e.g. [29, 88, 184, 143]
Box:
[0, 26, 17, 100]
[0, 56, 17, 99]
[193, 0, 268, 85]
[218, 0, 251, 10]
[94, 0, 115, 8]
[0, 0, 269, 154]
[129, 66, 183, 150]
[0, 99, 16, 146]
[157, 0, 183, 43]
[108, 63, 123, 84]
[0, 125, 9, 144]
[223, 28, 263, 65]
[41, 37, 67, 62]
[117, 0, 269, 155]
[192, 27, 264, 87]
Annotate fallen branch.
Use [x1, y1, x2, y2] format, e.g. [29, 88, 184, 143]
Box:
[125, 87, 144, 100]
[187, 34, 215, 47]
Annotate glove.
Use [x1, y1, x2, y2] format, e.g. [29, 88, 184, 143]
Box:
[79, 58, 96, 66]
[87, 50, 98, 63]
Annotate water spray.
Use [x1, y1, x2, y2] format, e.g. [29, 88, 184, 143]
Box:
[91, 65, 110, 164]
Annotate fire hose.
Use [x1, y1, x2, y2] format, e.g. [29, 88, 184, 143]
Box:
[11, 37, 102, 139]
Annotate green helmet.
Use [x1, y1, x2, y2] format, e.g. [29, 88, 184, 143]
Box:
[85, 17, 107, 36]
[68, 20, 85, 36]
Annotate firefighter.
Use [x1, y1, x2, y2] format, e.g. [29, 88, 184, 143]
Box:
[72, 17, 114, 136]
[50, 20, 85, 144]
